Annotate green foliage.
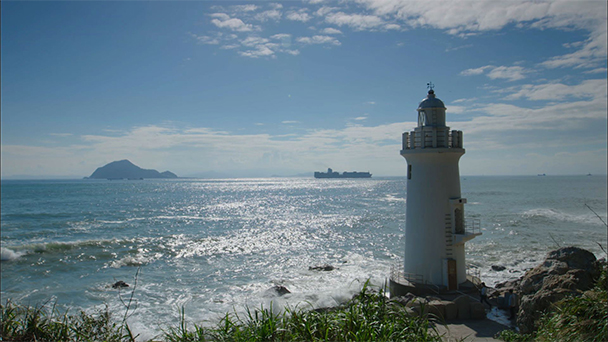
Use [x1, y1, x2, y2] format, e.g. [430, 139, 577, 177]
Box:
[534, 268, 608, 342]
[3, 281, 443, 342]
[495, 329, 533, 342]
[1, 300, 133, 342]
[165, 281, 442, 342]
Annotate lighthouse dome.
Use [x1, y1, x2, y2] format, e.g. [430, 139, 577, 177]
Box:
[418, 90, 446, 109]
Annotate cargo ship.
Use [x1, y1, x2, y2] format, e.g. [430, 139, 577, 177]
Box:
[314, 168, 372, 179]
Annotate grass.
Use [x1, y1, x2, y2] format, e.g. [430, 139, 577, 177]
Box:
[2, 281, 443, 342]
[0, 300, 135, 342]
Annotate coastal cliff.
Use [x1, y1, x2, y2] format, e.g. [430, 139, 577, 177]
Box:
[87, 160, 178, 179]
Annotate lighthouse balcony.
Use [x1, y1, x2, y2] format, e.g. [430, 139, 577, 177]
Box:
[453, 218, 482, 245]
[402, 129, 463, 151]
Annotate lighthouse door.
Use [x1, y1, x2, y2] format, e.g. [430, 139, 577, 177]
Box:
[447, 259, 457, 290]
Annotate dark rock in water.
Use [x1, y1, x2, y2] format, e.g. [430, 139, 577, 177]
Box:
[309, 264, 335, 271]
[491, 265, 506, 271]
[112, 281, 129, 289]
[514, 246, 599, 334]
[271, 285, 291, 296]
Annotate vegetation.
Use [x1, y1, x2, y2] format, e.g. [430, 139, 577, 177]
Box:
[496, 265, 607, 342]
[0, 300, 135, 342]
[2, 282, 442, 342]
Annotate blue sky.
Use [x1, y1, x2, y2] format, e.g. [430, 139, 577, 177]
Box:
[2, 0, 606, 178]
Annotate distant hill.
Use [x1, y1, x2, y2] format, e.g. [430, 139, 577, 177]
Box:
[87, 160, 178, 179]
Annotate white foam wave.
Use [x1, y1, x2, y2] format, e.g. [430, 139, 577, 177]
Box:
[1, 247, 26, 261]
[522, 208, 606, 225]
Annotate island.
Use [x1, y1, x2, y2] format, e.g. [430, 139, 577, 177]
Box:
[85, 160, 178, 180]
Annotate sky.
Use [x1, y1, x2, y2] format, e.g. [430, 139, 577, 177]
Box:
[1, 0, 607, 178]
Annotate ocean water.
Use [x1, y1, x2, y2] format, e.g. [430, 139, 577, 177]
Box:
[1, 176, 606, 339]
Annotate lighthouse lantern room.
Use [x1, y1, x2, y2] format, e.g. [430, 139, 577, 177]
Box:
[399, 85, 480, 291]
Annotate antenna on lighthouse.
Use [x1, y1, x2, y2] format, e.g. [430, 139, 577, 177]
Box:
[427, 82, 435, 94]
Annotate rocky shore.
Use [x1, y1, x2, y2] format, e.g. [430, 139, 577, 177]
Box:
[494, 246, 604, 334]
[388, 246, 605, 337]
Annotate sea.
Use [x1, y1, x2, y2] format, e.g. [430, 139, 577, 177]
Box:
[1, 176, 606, 340]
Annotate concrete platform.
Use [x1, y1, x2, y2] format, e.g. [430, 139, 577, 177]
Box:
[434, 318, 509, 342]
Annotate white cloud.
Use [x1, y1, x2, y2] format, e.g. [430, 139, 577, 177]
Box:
[210, 14, 256, 32]
[50, 133, 73, 137]
[321, 27, 342, 35]
[316, 6, 337, 17]
[297, 35, 341, 46]
[282, 121, 300, 124]
[271, 33, 291, 40]
[357, 0, 607, 69]
[286, 10, 312, 22]
[190, 33, 220, 45]
[461, 65, 529, 81]
[255, 10, 282, 22]
[460, 65, 492, 76]
[239, 45, 275, 58]
[505, 79, 607, 101]
[354, 116, 368, 121]
[486, 66, 529, 81]
[231, 4, 258, 12]
[325, 12, 386, 30]
[583, 67, 608, 74]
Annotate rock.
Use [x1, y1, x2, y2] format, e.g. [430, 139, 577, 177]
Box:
[405, 297, 429, 316]
[492, 265, 507, 271]
[470, 302, 486, 320]
[391, 293, 417, 306]
[546, 247, 597, 271]
[309, 264, 335, 271]
[271, 285, 291, 296]
[515, 246, 599, 334]
[112, 281, 129, 289]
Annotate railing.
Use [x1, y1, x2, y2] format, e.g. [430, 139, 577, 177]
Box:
[466, 263, 482, 286]
[465, 218, 481, 235]
[390, 264, 423, 284]
[402, 130, 463, 150]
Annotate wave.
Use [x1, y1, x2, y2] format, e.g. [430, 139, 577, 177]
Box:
[522, 208, 606, 225]
[1, 247, 26, 261]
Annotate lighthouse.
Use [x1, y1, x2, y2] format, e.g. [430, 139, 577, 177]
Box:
[399, 85, 480, 291]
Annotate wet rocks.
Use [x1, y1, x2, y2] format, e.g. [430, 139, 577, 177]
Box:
[271, 285, 291, 296]
[112, 281, 129, 289]
[309, 264, 335, 271]
[491, 265, 506, 271]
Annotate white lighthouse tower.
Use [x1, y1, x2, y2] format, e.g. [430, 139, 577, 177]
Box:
[399, 85, 480, 291]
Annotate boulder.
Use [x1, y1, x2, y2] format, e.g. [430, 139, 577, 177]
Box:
[112, 280, 129, 289]
[391, 293, 417, 307]
[492, 265, 506, 271]
[515, 247, 599, 334]
[271, 285, 291, 296]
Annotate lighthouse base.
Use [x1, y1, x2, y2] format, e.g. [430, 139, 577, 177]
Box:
[389, 274, 481, 298]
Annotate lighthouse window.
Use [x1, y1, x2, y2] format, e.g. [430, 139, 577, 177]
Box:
[408, 165, 412, 179]
[418, 111, 426, 126]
